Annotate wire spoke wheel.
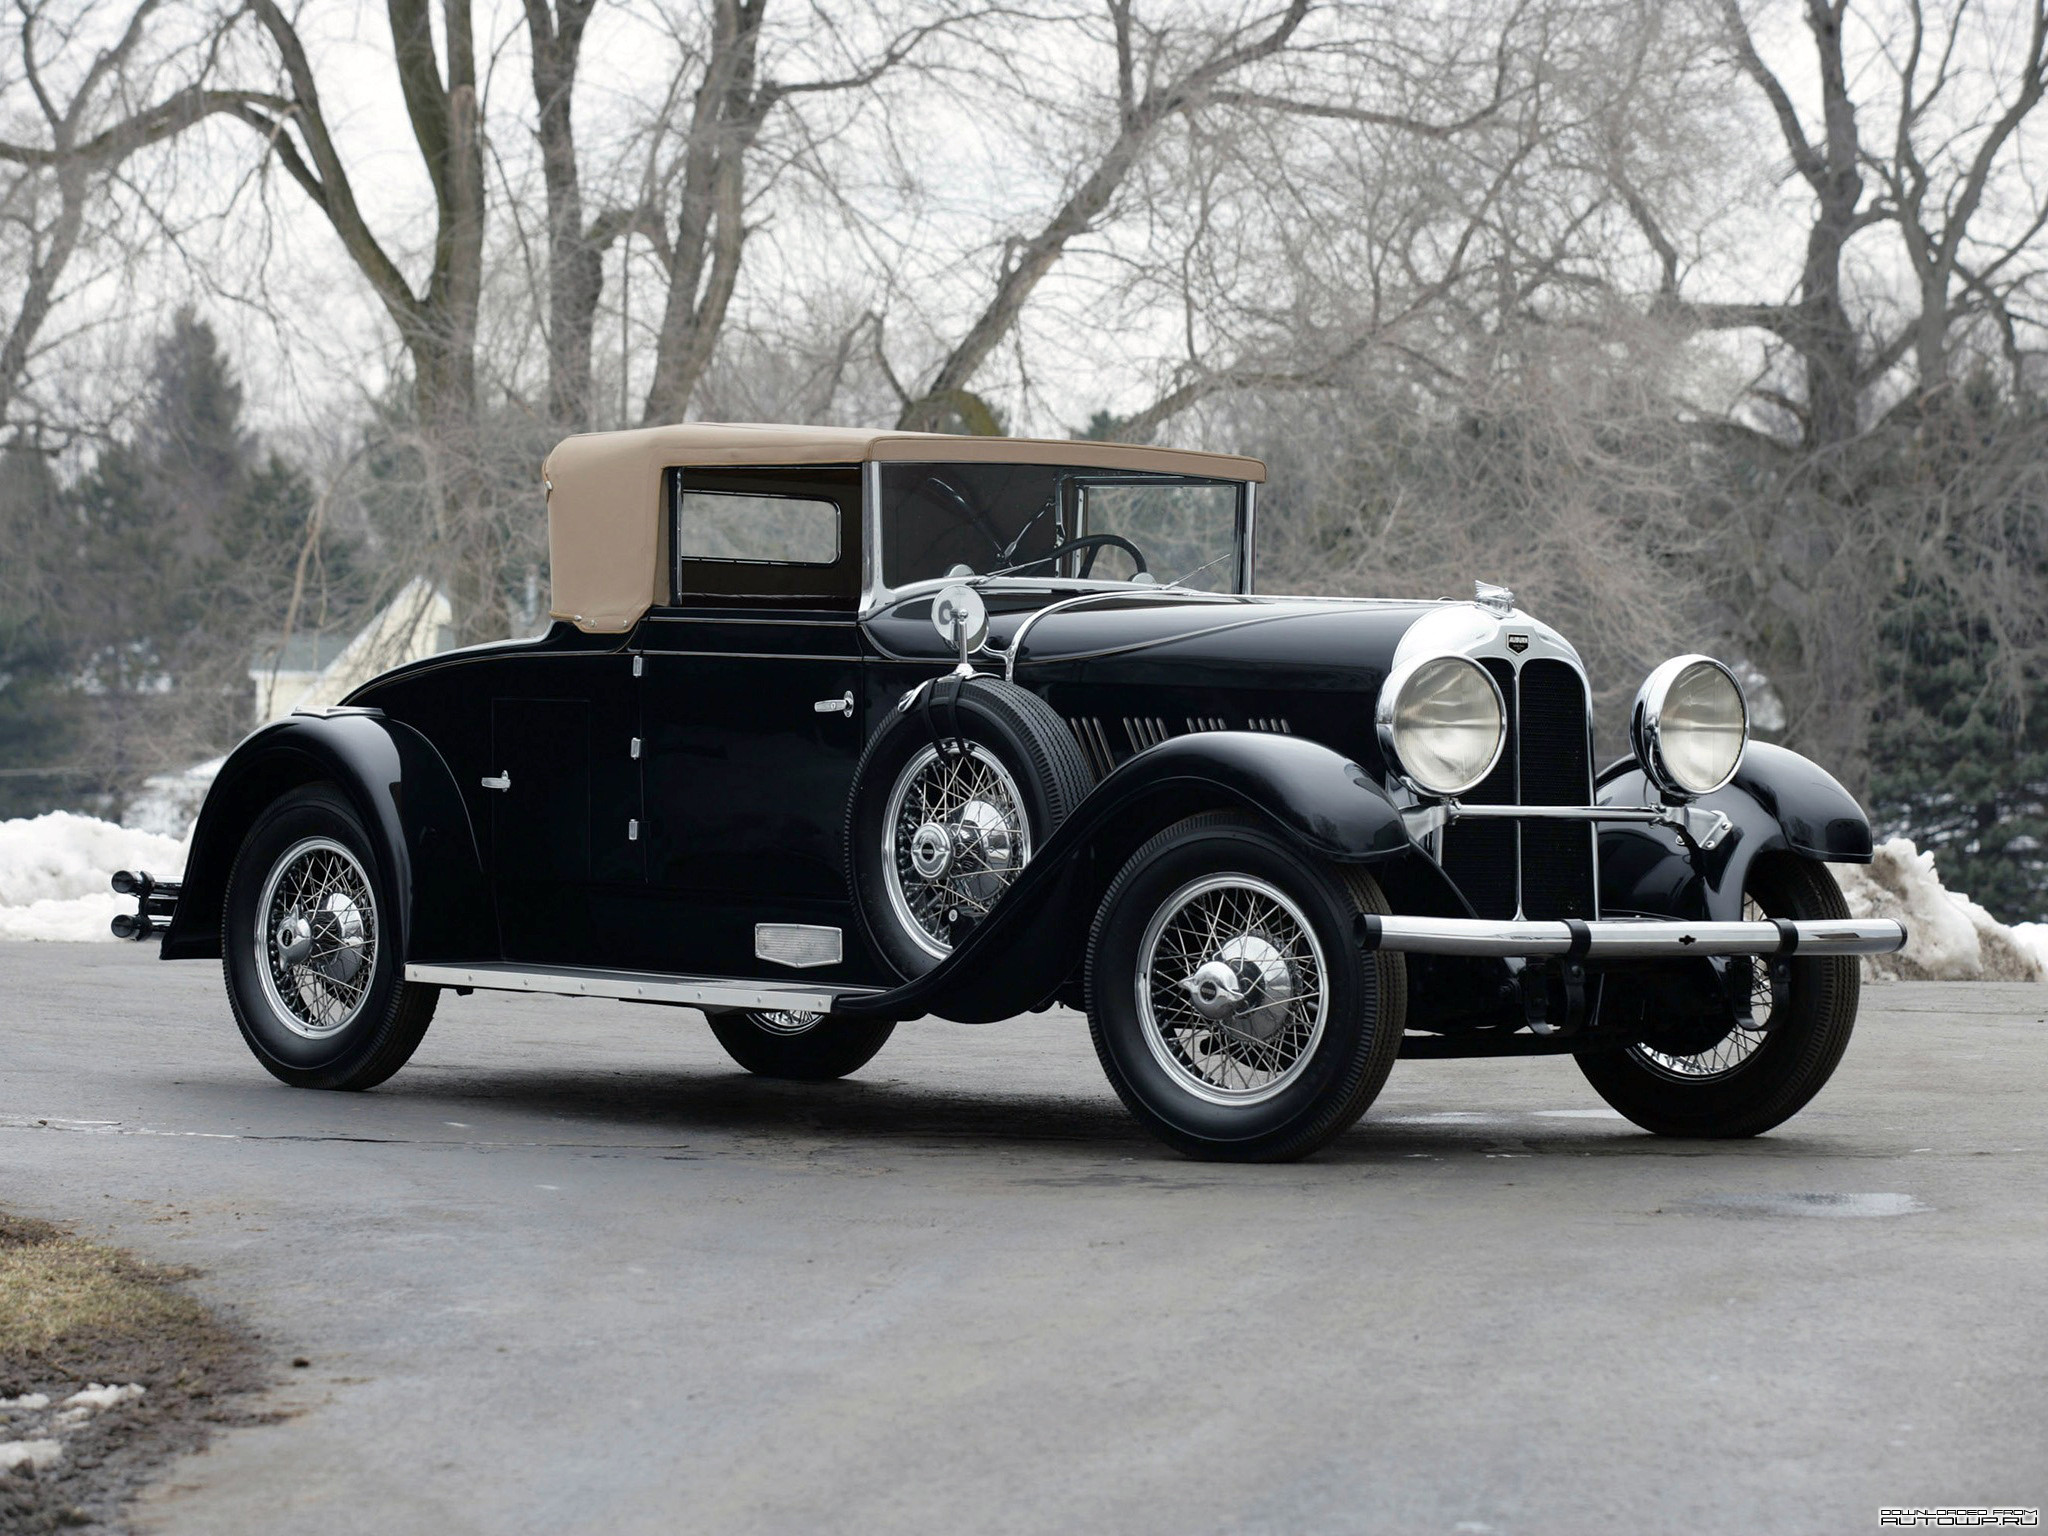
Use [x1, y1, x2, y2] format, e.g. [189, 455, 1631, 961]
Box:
[1630, 892, 1776, 1081]
[255, 836, 378, 1039]
[750, 1010, 823, 1036]
[1135, 874, 1328, 1107]
[882, 741, 1033, 958]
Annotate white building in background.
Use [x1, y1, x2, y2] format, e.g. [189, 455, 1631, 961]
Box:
[248, 578, 455, 725]
[126, 581, 458, 838]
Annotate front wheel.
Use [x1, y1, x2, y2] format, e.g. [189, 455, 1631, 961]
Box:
[706, 1009, 896, 1081]
[222, 784, 438, 1089]
[1577, 854, 1860, 1136]
[1085, 813, 1407, 1162]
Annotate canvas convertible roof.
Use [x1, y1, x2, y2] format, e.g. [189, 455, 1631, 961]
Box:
[541, 423, 1268, 633]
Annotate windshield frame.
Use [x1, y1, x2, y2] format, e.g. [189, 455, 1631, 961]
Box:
[859, 460, 1256, 616]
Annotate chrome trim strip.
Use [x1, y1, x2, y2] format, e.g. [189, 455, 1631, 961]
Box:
[405, 963, 877, 1013]
[1359, 916, 1907, 958]
[1241, 481, 1257, 594]
[859, 459, 885, 618]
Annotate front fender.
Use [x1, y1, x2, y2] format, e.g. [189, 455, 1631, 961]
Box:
[839, 731, 1410, 1023]
[1595, 742, 1874, 923]
[161, 710, 491, 963]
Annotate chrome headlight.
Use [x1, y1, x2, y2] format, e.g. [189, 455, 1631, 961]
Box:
[1375, 654, 1507, 797]
[1631, 655, 1747, 798]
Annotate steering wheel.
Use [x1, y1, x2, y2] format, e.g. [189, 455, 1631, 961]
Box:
[1004, 533, 1149, 579]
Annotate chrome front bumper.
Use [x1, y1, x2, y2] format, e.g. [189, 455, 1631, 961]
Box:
[1357, 914, 1907, 959]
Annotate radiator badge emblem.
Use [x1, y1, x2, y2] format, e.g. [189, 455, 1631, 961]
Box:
[1507, 632, 1530, 654]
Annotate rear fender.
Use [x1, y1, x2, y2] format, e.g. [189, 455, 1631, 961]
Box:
[161, 711, 491, 963]
[839, 732, 1411, 1023]
[1596, 741, 1874, 923]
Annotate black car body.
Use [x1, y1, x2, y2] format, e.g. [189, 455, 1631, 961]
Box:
[130, 425, 1906, 1159]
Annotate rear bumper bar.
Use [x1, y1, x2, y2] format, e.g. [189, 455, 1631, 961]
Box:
[1357, 914, 1906, 959]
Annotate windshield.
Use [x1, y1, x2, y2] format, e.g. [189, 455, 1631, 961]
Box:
[880, 462, 1244, 593]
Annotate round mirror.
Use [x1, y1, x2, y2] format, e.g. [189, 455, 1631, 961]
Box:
[931, 583, 989, 653]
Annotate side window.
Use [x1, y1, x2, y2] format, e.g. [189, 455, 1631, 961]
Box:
[678, 491, 839, 566]
[670, 465, 860, 606]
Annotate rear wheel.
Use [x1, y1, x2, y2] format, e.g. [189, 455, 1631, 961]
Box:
[706, 1009, 895, 1081]
[1577, 854, 1859, 1136]
[1085, 813, 1406, 1162]
[222, 784, 438, 1089]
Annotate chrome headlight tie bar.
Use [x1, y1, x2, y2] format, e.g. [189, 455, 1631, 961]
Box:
[1398, 799, 1734, 851]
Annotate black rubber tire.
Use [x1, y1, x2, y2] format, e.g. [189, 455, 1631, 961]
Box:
[222, 783, 438, 1090]
[706, 1010, 896, 1081]
[847, 674, 1093, 977]
[1085, 812, 1407, 1162]
[1577, 855, 1860, 1137]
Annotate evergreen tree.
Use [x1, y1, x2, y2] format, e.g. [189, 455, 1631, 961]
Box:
[1867, 375, 2048, 921]
[5, 309, 362, 818]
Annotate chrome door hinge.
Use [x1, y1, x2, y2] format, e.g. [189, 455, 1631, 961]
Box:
[631, 654, 643, 677]
[630, 736, 642, 759]
[814, 691, 854, 718]
[628, 819, 639, 841]
[481, 772, 511, 792]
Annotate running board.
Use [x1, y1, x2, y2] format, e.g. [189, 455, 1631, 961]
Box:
[403, 962, 882, 1015]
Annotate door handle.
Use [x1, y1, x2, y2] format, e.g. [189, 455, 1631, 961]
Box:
[814, 691, 854, 718]
[481, 772, 511, 792]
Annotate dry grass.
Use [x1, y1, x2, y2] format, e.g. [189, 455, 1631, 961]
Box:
[0, 1211, 263, 1534]
[0, 1214, 211, 1369]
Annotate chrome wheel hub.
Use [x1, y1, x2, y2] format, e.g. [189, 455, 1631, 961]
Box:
[1137, 875, 1328, 1105]
[884, 743, 1031, 959]
[255, 837, 378, 1039]
[1181, 934, 1295, 1039]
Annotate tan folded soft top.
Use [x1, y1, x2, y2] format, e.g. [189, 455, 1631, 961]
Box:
[542, 423, 1267, 633]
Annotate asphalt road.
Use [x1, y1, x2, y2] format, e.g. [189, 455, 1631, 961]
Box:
[3, 942, 2043, 1536]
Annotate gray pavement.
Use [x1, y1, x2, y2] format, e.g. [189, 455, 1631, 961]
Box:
[2, 940, 2043, 1536]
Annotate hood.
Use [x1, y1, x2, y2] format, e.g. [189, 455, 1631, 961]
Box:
[865, 587, 1579, 683]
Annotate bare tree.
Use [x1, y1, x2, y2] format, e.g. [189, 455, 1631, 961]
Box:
[522, 0, 607, 430]
[1601, 0, 2048, 787]
[0, 0, 253, 434]
[230, 0, 499, 638]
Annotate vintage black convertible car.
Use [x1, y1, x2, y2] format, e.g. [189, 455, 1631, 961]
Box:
[119, 424, 1906, 1160]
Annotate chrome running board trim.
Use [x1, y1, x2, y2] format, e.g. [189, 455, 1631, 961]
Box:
[1357, 915, 1907, 959]
[404, 962, 881, 1014]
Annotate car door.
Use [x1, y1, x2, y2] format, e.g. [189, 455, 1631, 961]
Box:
[484, 650, 643, 966]
[624, 464, 873, 980]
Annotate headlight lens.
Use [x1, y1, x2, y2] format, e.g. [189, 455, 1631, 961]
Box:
[1375, 655, 1507, 796]
[1632, 655, 1747, 797]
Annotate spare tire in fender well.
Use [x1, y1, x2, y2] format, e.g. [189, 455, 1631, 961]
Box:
[160, 712, 490, 964]
[836, 728, 1417, 1024]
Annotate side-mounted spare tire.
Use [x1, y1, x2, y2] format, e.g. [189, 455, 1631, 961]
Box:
[847, 674, 1093, 977]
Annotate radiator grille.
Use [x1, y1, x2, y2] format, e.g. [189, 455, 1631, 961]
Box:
[1437, 655, 1596, 920]
[1517, 659, 1596, 918]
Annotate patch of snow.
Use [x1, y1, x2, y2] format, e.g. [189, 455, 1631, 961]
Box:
[1834, 838, 2046, 982]
[2008, 922, 2048, 976]
[0, 1439, 63, 1474]
[0, 811, 186, 941]
[0, 1394, 48, 1411]
[60, 1384, 144, 1412]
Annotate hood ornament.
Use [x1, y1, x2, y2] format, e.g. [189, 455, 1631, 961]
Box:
[1473, 580, 1515, 617]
